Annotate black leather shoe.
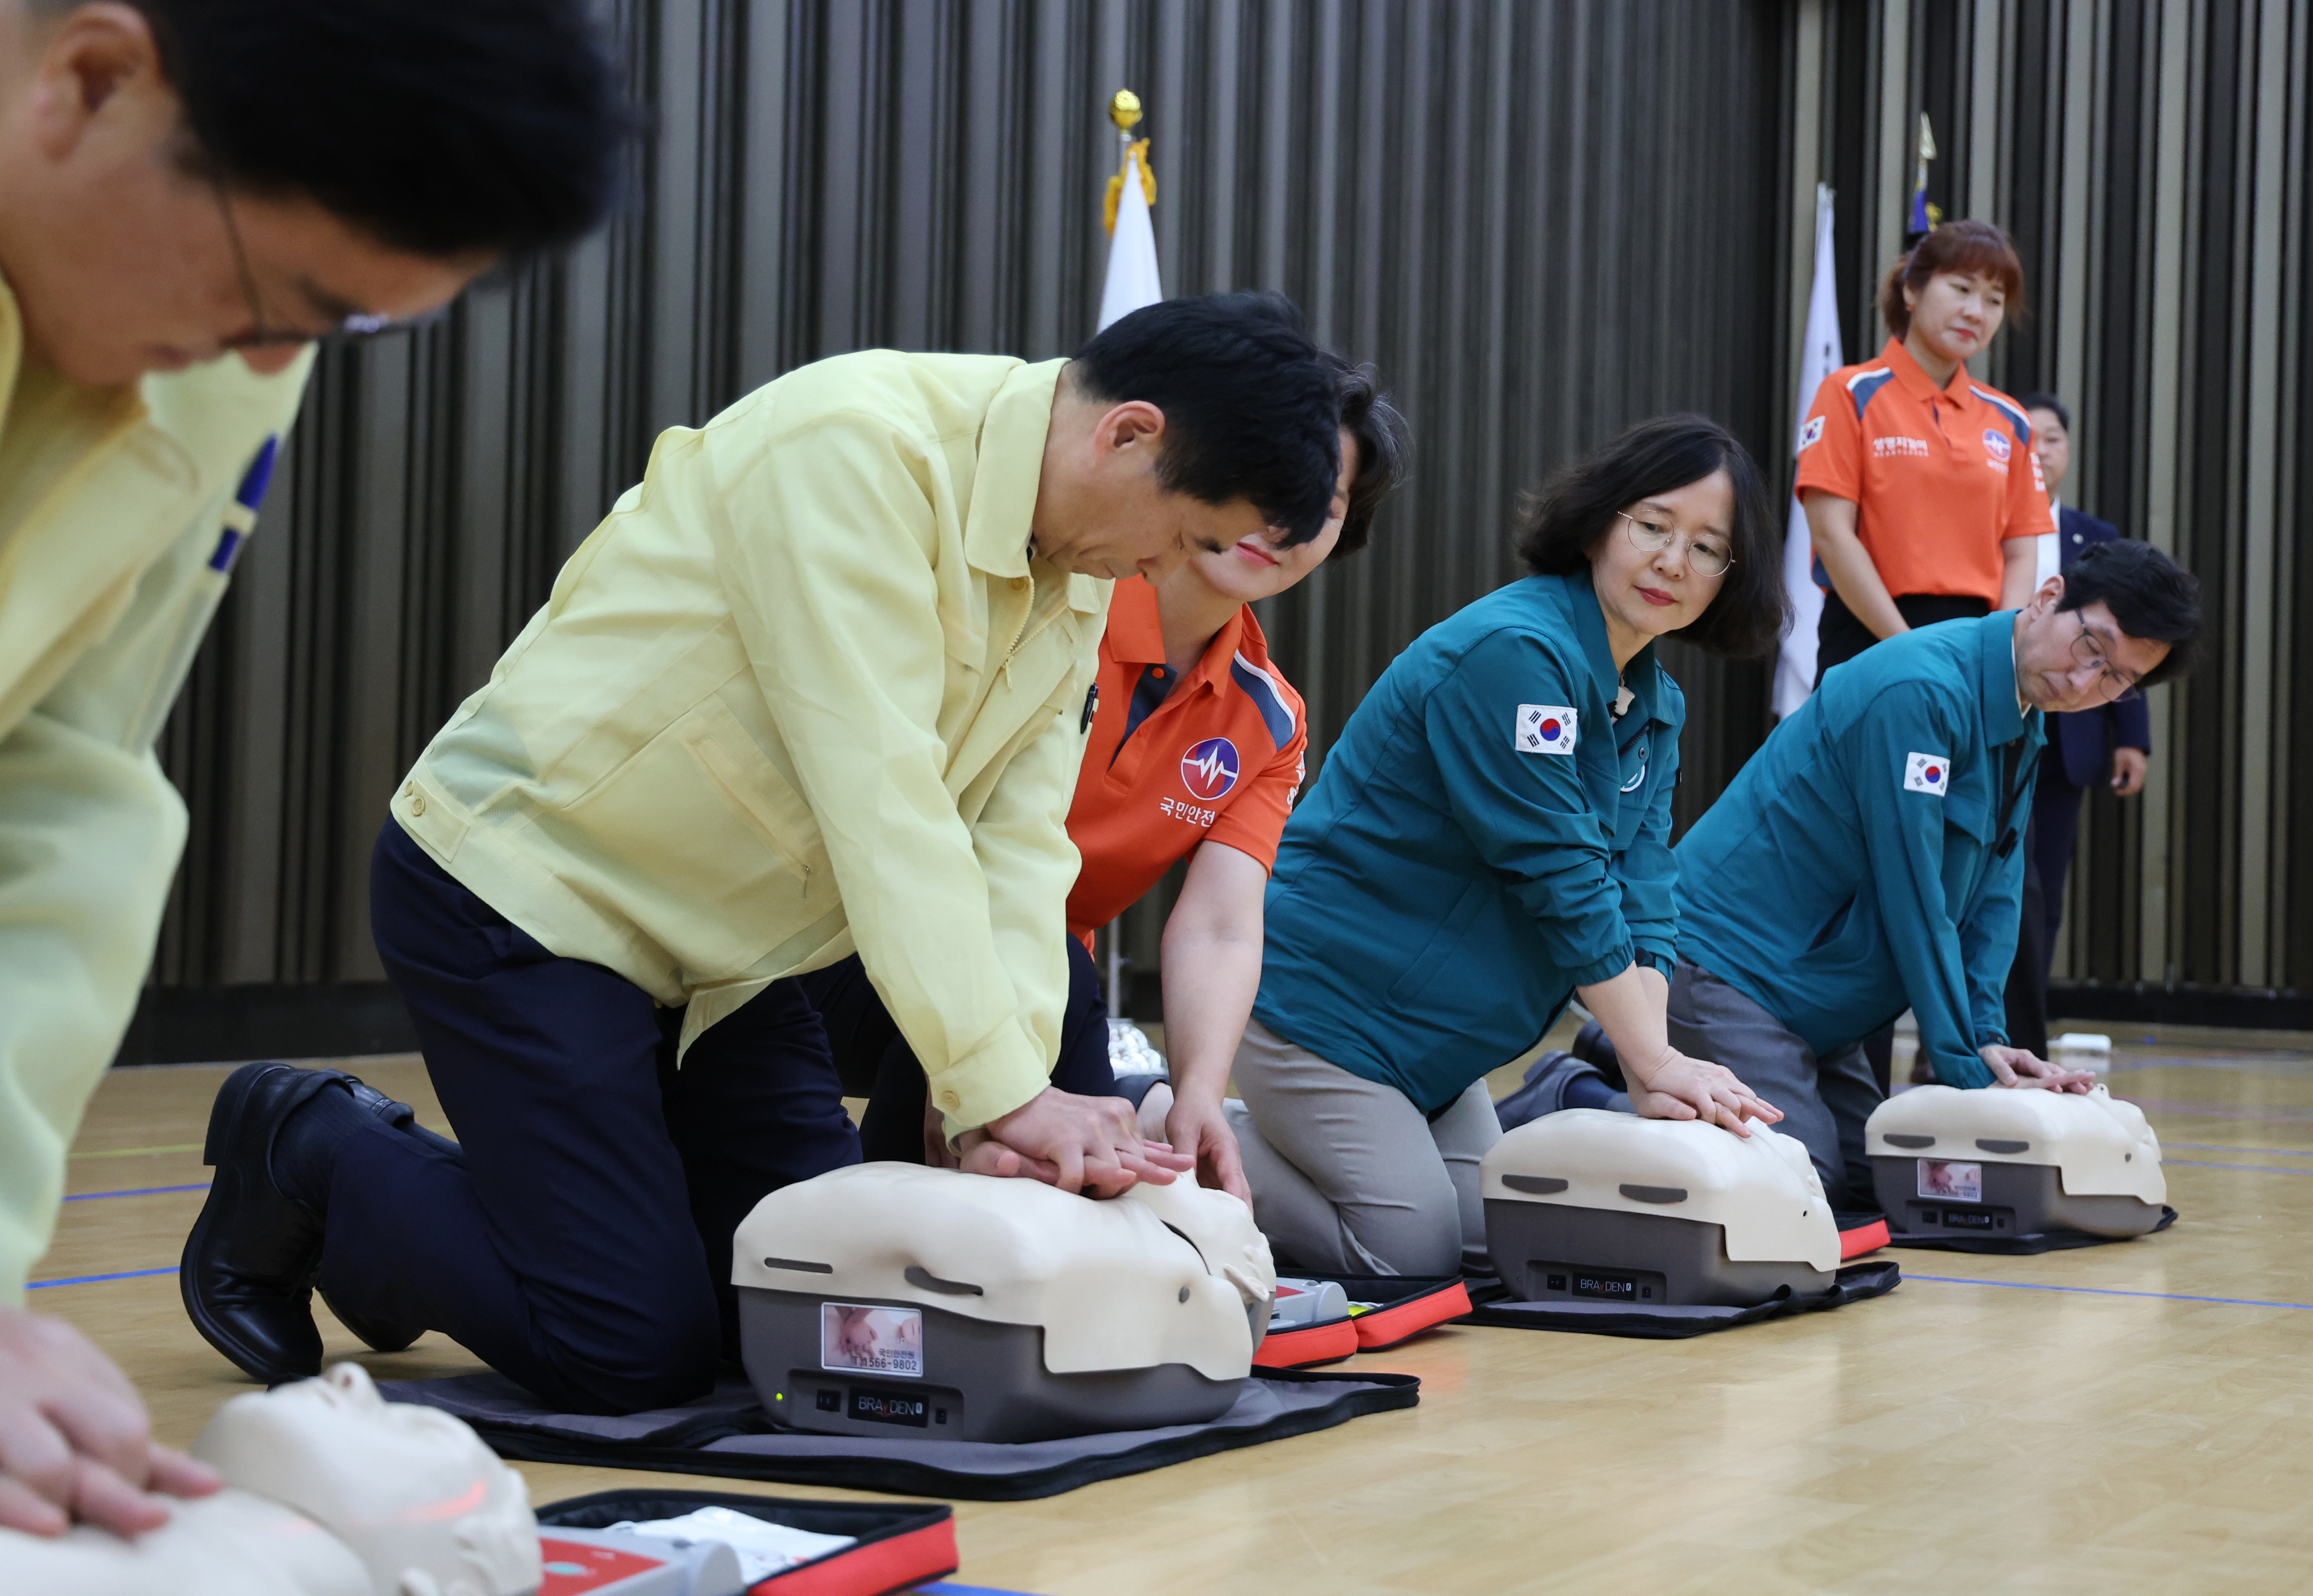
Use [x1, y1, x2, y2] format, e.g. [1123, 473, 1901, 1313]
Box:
[181, 1063, 357, 1382]
[312, 1079, 435, 1356]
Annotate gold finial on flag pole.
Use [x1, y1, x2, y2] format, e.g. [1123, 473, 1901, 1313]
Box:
[1110, 89, 1143, 134]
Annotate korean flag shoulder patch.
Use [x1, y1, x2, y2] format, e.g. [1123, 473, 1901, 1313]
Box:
[1797, 415, 1826, 451]
[1904, 751, 1951, 795]
[1516, 705, 1578, 756]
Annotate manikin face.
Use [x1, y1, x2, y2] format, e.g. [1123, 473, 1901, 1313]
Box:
[1174, 427, 1358, 605]
[193, 1364, 538, 1596]
[2012, 580, 2171, 714]
[2028, 405, 2072, 497]
[1585, 469, 1735, 648]
[1903, 269, 2008, 370]
[0, 5, 486, 385]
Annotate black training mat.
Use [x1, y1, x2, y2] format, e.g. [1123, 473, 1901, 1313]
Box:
[1463, 1260, 1901, 1340]
[1885, 1205, 2177, 1255]
[383, 1367, 1417, 1501]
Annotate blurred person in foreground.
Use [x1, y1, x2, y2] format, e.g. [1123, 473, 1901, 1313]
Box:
[0, 0, 627, 1538]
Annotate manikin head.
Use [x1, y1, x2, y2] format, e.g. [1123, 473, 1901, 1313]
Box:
[1514, 414, 1788, 666]
[0, 0, 628, 386]
[1167, 355, 1409, 606]
[2010, 540, 2201, 713]
[1029, 293, 1342, 583]
[194, 1364, 539, 1596]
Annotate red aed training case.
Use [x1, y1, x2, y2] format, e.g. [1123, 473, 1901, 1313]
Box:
[537, 1488, 956, 1596]
[1253, 1274, 1472, 1368]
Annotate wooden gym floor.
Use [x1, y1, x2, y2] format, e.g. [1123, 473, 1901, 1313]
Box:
[35, 1025, 2313, 1593]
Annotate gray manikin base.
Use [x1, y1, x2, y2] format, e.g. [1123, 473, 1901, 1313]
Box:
[738, 1290, 1240, 1445]
[1484, 1201, 1835, 1308]
[1871, 1157, 2166, 1240]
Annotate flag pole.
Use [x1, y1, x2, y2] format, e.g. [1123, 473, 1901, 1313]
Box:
[1102, 87, 1144, 1016]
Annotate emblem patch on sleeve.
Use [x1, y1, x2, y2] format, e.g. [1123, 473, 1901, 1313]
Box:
[1903, 751, 1951, 794]
[1797, 415, 1825, 451]
[1516, 705, 1578, 756]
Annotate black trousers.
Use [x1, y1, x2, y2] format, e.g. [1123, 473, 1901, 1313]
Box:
[800, 936, 1123, 1163]
[1816, 590, 1991, 683]
[326, 822, 860, 1415]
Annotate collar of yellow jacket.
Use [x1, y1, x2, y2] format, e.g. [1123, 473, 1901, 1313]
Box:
[960, 357, 1108, 616]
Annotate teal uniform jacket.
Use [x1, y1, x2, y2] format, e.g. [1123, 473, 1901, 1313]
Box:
[1252, 570, 1682, 1113]
[1675, 612, 2042, 1088]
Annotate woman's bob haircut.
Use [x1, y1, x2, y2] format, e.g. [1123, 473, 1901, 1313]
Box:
[1880, 219, 2027, 340]
[1513, 413, 1789, 660]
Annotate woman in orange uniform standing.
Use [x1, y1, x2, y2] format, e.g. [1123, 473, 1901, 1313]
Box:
[1800, 219, 2052, 680]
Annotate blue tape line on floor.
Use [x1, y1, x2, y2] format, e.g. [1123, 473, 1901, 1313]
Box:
[26, 1266, 175, 1290]
[2162, 1142, 2313, 1157]
[916, 1584, 1049, 1595]
[63, 1182, 210, 1201]
[2165, 1158, 2313, 1176]
[1908, 1274, 2313, 1312]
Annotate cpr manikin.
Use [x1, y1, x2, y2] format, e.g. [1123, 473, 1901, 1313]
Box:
[1482, 1110, 1840, 1306]
[1867, 1083, 2167, 1239]
[733, 1163, 1276, 1442]
[0, 1363, 540, 1596]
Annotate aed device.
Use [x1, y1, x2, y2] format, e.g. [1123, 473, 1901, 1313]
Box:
[1867, 1084, 2167, 1240]
[1480, 1110, 1840, 1307]
[732, 1164, 1275, 1444]
[538, 1527, 743, 1596]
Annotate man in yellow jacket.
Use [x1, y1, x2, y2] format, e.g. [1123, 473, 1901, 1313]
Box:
[0, 0, 626, 1540]
[183, 294, 1344, 1414]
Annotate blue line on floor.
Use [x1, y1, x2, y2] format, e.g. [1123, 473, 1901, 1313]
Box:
[2165, 1158, 2313, 1176]
[25, 1266, 175, 1289]
[2162, 1142, 2313, 1156]
[63, 1182, 210, 1201]
[1908, 1274, 2313, 1312]
[917, 1585, 1049, 1596]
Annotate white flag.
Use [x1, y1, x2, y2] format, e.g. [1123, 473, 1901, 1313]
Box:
[1096, 145, 1162, 331]
[1774, 184, 1843, 719]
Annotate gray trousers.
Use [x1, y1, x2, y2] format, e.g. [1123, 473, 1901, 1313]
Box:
[1665, 958, 1883, 1211]
[1225, 1018, 1498, 1277]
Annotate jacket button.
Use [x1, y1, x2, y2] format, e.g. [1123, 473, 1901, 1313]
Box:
[411, 795, 427, 816]
[404, 781, 417, 798]
[938, 1090, 960, 1110]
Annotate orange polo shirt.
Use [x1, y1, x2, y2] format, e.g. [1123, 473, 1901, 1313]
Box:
[1795, 337, 2053, 605]
[1065, 577, 1308, 944]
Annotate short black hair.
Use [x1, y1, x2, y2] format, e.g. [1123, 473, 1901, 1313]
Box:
[2055, 539, 2202, 688]
[1327, 357, 1409, 559]
[1071, 294, 1341, 546]
[2018, 392, 2072, 432]
[122, 0, 631, 258]
[1513, 414, 1787, 659]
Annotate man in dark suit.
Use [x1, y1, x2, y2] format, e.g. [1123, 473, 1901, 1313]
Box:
[2003, 394, 2150, 1052]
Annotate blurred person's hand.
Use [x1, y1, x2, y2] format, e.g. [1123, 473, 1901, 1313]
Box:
[0, 1306, 219, 1537]
[2111, 747, 2147, 797]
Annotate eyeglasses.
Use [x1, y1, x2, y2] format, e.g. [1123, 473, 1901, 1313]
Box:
[1616, 511, 1735, 578]
[209, 176, 406, 350]
[2067, 609, 2144, 702]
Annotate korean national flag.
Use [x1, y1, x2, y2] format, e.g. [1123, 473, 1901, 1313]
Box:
[1904, 751, 1951, 796]
[1516, 705, 1578, 756]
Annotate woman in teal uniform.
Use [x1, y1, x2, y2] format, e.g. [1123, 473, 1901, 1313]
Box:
[1232, 416, 1792, 1276]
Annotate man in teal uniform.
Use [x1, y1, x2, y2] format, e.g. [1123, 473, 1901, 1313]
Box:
[1670, 542, 2200, 1210]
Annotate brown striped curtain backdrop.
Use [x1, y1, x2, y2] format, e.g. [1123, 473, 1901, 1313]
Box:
[128, 0, 2310, 1059]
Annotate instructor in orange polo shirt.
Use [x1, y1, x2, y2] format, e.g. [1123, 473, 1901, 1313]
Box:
[1799, 219, 2052, 679]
